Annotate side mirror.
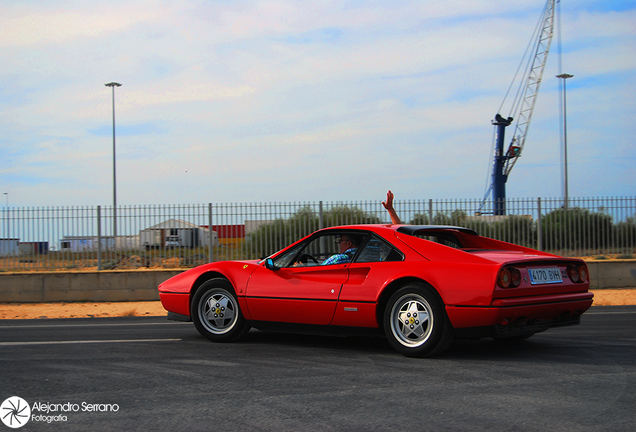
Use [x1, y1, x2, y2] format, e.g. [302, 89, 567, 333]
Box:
[264, 258, 280, 271]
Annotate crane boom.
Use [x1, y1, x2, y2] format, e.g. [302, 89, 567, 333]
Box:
[488, 0, 556, 215]
[503, 0, 556, 176]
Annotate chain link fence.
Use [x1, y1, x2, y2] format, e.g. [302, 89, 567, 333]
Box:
[1, 197, 634, 271]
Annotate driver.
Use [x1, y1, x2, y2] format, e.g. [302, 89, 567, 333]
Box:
[321, 234, 361, 265]
[298, 191, 400, 267]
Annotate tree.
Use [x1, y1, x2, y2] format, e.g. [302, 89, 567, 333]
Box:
[243, 205, 381, 259]
[323, 205, 381, 227]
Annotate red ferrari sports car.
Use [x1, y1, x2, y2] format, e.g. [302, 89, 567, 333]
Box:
[158, 224, 593, 357]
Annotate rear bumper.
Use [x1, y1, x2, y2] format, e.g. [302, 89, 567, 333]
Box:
[446, 293, 594, 331]
[492, 312, 580, 338]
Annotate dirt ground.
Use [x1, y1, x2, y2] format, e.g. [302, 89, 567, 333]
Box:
[0, 301, 168, 320]
[0, 289, 634, 319]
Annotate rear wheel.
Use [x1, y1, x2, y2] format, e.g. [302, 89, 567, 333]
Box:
[383, 284, 454, 357]
[191, 278, 250, 342]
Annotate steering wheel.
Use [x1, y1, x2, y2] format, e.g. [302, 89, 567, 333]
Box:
[297, 253, 319, 264]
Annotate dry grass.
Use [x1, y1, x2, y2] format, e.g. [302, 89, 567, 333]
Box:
[120, 308, 138, 317]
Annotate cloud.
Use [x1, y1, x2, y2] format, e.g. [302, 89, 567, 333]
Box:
[0, 0, 634, 207]
[88, 123, 165, 137]
[0, 1, 179, 48]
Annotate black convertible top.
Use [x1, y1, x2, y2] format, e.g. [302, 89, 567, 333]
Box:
[396, 225, 479, 237]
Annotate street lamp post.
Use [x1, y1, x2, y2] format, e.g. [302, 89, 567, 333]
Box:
[105, 82, 121, 247]
[3, 193, 7, 239]
[557, 73, 573, 210]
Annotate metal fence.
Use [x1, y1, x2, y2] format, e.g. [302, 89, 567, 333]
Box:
[1, 196, 634, 271]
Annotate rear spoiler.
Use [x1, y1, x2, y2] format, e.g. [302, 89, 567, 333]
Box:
[396, 225, 479, 236]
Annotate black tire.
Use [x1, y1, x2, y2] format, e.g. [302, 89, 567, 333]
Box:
[191, 278, 250, 342]
[383, 284, 454, 357]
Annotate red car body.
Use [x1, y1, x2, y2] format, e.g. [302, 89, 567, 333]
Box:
[158, 224, 593, 357]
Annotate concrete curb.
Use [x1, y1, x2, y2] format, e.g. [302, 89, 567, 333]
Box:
[0, 260, 634, 303]
[0, 270, 183, 303]
[584, 260, 636, 290]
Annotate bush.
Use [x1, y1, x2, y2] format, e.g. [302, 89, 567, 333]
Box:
[541, 207, 613, 253]
[614, 215, 636, 252]
[409, 210, 466, 226]
[491, 215, 536, 247]
[409, 213, 430, 225]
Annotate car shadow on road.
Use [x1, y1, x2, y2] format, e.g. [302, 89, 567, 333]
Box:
[181, 328, 592, 362]
[178, 325, 631, 365]
[240, 329, 395, 354]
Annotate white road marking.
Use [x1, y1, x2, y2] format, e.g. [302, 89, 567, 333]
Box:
[0, 322, 189, 329]
[0, 338, 181, 346]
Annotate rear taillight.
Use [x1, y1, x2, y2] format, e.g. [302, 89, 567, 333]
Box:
[579, 265, 588, 282]
[511, 268, 521, 287]
[568, 265, 580, 282]
[568, 264, 588, 283]
[497, 267, 522, 288]
[498, 268, 511, 288]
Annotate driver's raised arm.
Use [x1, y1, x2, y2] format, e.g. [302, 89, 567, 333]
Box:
[382, 190, 402, 224]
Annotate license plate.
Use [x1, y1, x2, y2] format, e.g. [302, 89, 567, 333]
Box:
[528, 267, 562, 285]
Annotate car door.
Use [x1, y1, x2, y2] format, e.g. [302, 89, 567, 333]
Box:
[245, 264, 349, 325]
[331, 235, 406, 327]
[244, 231, 360, 325]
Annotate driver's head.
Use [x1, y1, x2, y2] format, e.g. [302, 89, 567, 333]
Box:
[338, 234, 360, 253]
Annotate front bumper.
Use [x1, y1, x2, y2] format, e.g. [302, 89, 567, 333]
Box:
[159, 292, 190, 317]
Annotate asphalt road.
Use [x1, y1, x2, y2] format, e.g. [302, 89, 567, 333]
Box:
[1, 306, 634, 431]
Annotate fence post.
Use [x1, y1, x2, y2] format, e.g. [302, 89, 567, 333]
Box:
[428, 199, 433, 225]
[208, 203, 214, 263]
[97, 205, 102, 271]
[537, 197, 542, 251]
[319, 201, 324, 230]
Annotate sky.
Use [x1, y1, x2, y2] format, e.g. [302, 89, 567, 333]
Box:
[0, 0, 634, 208]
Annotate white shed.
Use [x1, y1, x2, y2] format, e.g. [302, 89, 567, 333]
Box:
[60, 236, 114, 252]
[141, 219, 218, 249]
[0, 238, 19, 256]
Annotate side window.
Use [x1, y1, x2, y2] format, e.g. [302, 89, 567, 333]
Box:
[271, 243, 305, 268]
[302, 233, 345, 265]
[355, 236, 403, 263]
[274, 232, 369, 267]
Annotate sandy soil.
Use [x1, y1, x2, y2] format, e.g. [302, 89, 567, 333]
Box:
[0, 289, 634, 319]
[0, 301, 168, 320]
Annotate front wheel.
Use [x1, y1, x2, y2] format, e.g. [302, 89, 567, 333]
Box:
[191, 278, 250, 342]
[383, 284, 454, 357]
